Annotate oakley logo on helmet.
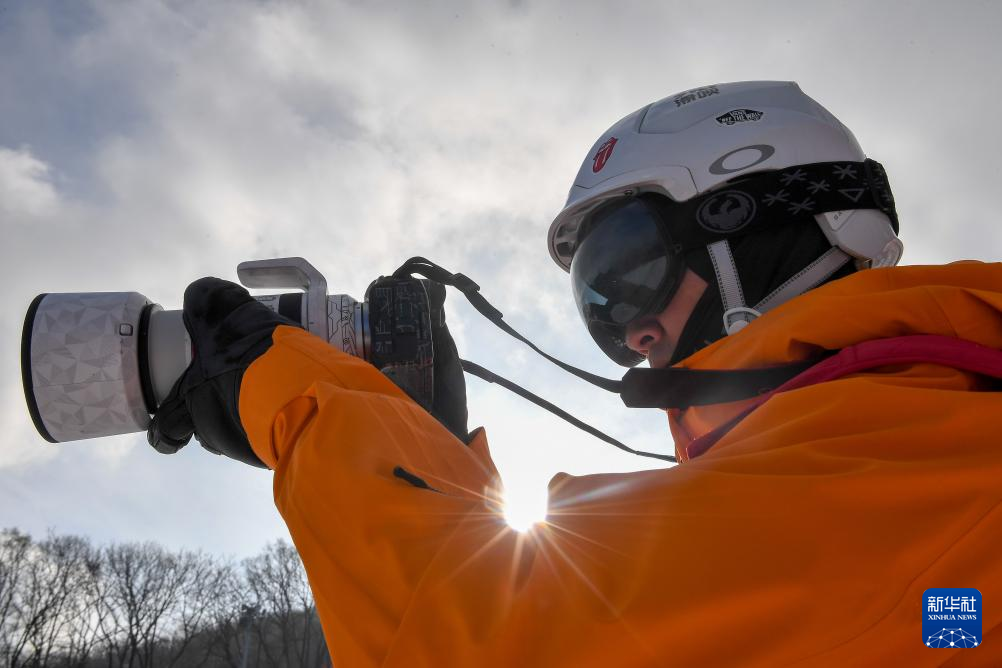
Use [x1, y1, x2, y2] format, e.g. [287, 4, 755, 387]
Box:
[709, 144, 776, 175]
[697, 190, 757, 233]
[592, 137, 618, 173]
[715, 109, 764, 126]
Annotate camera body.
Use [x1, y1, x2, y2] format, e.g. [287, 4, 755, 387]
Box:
[22, 258, 434, 443]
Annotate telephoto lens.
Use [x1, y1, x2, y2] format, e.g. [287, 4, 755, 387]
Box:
[21, 292, 191, 443]
[20, 290, 370, 444]
[21, 288, 377, 444]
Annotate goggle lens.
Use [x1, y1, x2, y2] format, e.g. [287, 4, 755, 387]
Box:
[570, 198, 683, 328]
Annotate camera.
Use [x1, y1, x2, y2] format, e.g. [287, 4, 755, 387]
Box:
[21, 258, 434, 443]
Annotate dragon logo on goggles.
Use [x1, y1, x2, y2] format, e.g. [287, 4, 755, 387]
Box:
[696, 190, 757, 233]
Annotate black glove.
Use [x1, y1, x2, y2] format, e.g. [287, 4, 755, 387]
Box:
[422, 280, 470, 442]
[148, 277, 291, 467]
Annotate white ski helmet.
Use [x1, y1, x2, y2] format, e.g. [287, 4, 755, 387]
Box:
[549, 81, 903, 365]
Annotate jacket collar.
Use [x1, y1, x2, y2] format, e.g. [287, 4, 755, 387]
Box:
[666, 261, 1000, 461]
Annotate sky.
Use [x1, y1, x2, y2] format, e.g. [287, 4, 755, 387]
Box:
[2, 0, 1001, 557]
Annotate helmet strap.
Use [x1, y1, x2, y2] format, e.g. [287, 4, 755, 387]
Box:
[706, 238, 852, 336]
[754, 246, 851, 313]
[707, 239, 760, 334]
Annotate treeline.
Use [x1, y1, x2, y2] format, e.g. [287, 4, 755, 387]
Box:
[0, 529, 330, 667]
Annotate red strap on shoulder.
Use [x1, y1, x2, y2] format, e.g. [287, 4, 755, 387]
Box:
[685, 335, 1002, 461]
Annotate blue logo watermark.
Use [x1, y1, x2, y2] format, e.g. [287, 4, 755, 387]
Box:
[923, 588, 981, 648]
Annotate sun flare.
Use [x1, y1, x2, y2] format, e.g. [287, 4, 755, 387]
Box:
[502, 486, 548, 532]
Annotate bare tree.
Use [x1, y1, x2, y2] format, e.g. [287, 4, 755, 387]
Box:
[94, 542, 193, 668]
[162, 552, 232, 668]
[198, 567, 254, 668]
[1, 533, 98, 667]
[243, 540, 327, 668]
[56, 543, 103, 668]
[34, 535, 99, 668]
[1, 531, 331, 668]
[0, 529, 32, 665]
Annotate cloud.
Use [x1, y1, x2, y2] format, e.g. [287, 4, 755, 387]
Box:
[0, 147, 59, 218]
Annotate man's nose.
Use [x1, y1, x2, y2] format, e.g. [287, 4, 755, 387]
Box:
[624, 316, 665, 355]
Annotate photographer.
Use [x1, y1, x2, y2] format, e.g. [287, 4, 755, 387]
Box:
[148, 82, 1002, 665]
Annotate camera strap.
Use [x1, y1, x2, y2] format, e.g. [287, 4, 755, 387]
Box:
[394, 257, 622, 391]
[458, 358, 677, 463]
[392, 257, 821, 463]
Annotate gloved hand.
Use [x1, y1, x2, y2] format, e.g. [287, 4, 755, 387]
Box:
[422, 280, 470, 442]
[148, 277, 291, 468]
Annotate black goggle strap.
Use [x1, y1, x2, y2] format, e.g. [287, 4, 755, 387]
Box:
[393, 257, 827, 464]
[669, 159, 898, 252]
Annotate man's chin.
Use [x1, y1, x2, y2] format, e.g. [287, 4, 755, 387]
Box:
[647, 352, 672, 369]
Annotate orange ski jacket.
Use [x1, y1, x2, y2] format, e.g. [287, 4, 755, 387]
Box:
[240, 262, 1002, 667]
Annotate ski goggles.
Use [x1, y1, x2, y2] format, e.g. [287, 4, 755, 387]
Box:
[571, 196, 685, 332]
[570, 196, 688, 366]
